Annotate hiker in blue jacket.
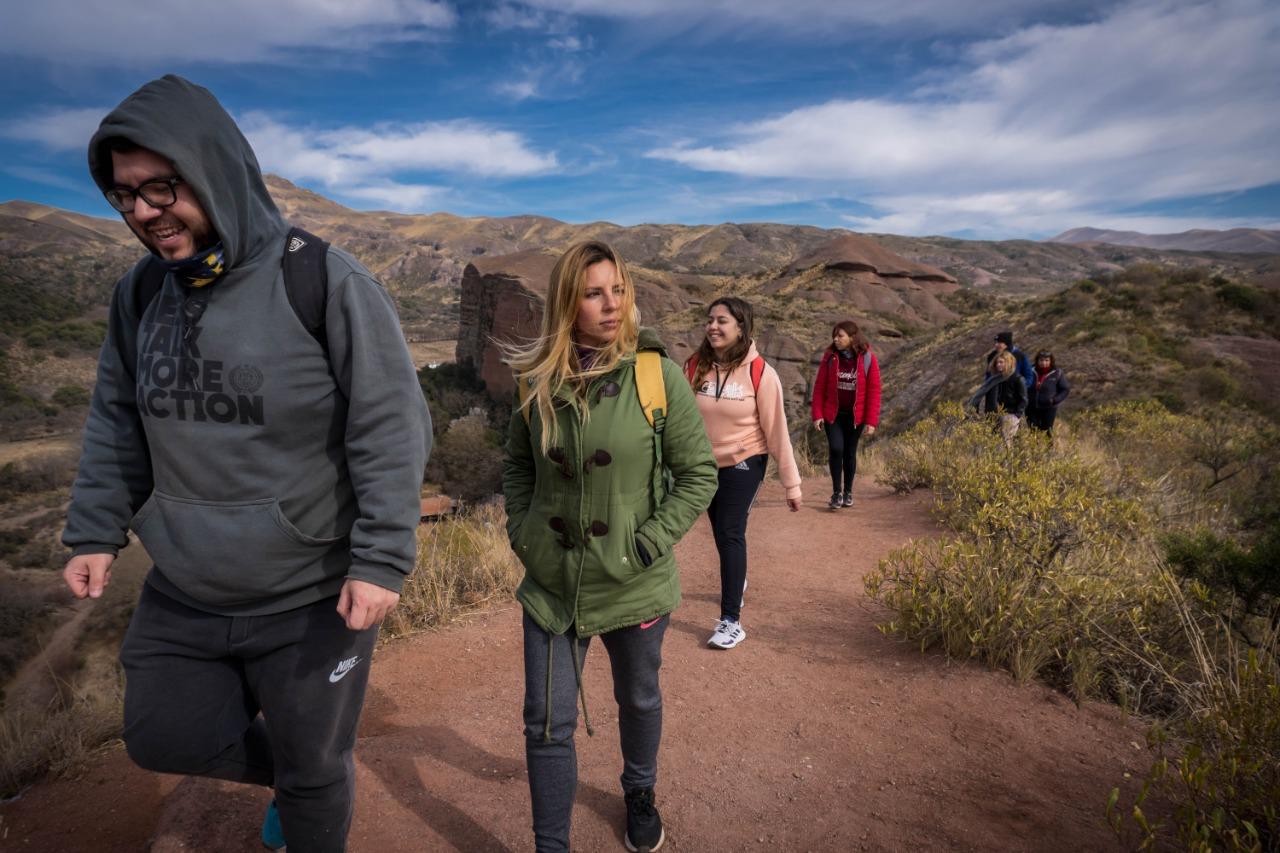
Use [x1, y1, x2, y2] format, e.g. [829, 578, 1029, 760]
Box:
[984, 331, 1034, 390]
[61, 75, 430, 853]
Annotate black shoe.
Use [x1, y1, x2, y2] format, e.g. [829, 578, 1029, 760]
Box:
[828, 492, 842, 509]
[624, 787, 665, 852]
[841, 491, 853, 508]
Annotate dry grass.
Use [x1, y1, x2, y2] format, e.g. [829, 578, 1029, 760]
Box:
[0, 657, 124, 799]
[384, 502, 522, 638]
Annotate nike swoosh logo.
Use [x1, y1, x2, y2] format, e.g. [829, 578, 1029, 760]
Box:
[639, 618, 661, 629]
[329, 656, 362, 683]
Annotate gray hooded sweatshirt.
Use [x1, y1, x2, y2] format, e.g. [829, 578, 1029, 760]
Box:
[63, 75, 431, 615]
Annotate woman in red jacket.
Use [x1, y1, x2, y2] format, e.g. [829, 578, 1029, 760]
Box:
[810, 320, 881, 509]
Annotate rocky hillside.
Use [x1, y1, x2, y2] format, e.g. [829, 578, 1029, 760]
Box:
[4, 183, 1279, 438]
[1050, 226, 1280, 255]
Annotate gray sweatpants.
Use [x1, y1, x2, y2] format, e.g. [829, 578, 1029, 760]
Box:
[522, 611, 668, 853]
[119, 581, 379, 853]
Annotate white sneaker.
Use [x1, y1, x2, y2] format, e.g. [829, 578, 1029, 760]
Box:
[707, 619, 746, 649]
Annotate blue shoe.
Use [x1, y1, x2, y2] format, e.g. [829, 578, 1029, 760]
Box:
[261, 799, 286, 851]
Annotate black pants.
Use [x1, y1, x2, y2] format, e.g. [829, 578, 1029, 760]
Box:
[706, 454, 767, 622]
[522, 612, 668, 853]
[826, 411, 865, 494]
[1026, 405, 1057, 433]
[120, 582, 379, 853]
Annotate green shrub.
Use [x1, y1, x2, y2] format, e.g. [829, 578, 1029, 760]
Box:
[51, 385, 89, 408]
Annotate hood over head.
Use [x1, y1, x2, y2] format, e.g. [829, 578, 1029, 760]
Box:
[88, 75, 286, 270]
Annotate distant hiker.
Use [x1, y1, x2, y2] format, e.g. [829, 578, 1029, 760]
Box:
[685, 296, 802, 651]
[1027, 350, 1070, 433]
[985, 330, 1034, 389]
[60, 76, 430, 853]
[503, 241, 716, 853]
[968, 349, 1028, 440]
[811, 320, 882, 509]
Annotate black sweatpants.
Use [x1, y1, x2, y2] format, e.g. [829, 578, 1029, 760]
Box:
[826, 410, 865, 494]
[706, 453, 767, 622]
[119, 582, 380, 853]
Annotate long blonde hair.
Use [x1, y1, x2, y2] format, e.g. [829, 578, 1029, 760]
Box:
[503, 240, 640, 450]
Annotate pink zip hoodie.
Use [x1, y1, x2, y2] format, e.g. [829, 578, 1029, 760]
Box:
[690, 342, 802, 501]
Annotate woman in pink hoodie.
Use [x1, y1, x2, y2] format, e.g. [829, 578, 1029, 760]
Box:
[685, 296, 802, 650]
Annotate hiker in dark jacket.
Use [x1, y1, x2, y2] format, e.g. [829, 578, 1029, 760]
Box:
[61, 75, 430, 852]
[1027, 350, 1070, 433]
[969, 350, 1027, 441]
[503, 240, 717, 853]
[984, 330, 1034, 390]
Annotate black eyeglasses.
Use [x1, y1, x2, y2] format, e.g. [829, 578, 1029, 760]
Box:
[104, 176, 184, 213]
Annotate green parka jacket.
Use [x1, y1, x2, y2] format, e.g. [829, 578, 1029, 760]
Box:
[503, 329, 717, 637]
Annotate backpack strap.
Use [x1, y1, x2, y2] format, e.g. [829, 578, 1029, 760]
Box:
[749, 356, 765, 393]
[863, 350, 872, 373]
[281, 226, 331, 354]
[134, 258, 167, 322]
[683, 354, 699, 386]
[635, 350, 667, 433]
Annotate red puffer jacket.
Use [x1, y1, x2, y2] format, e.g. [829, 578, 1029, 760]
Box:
[810, 348, 881, 427]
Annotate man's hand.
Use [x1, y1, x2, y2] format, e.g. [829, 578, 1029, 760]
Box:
[787, 497, 802, 512]
[337, 578, 400, 631]
[64, 553, 116, 600]
[813, 418, 825, 431]
[864, 425, 876, 437]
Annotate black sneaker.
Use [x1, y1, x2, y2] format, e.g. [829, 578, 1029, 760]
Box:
[624, 787, 665, 852]
[828, 492, 842, 509]
[841, 491, 854, 508]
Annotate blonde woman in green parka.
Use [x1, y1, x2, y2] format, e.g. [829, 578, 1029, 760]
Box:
[503, 240, 717, 853]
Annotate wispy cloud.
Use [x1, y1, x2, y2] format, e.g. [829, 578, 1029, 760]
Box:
[647, 0, 1280, 235]
[2, 165, 94, 193]
[240, 113, 558, 211]
[0, 0, 456, 64]
[517, 0, 1111, 35]
[3, 107, 109, 152]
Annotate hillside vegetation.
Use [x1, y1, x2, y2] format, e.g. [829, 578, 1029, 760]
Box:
[869, 398, 1279, 850]
[881, 264, 1280, 432]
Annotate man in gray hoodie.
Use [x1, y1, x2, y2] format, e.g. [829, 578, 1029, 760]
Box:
[61, 75, 431, 852]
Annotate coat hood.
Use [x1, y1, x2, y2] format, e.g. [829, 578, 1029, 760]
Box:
[636, 327, 669, 357]
[88, 75, 286, 270]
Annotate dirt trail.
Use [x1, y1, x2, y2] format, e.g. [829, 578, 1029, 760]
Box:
[0, 480, 1155, 851]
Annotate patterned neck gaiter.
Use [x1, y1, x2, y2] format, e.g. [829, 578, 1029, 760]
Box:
[158, 243, 226, 288]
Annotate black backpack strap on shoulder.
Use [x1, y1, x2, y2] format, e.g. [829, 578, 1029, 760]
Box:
[281, 226, 331, 354]
[134, 258, 167, 324]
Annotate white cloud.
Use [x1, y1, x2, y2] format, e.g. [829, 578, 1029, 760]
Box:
[240, 113, 557, 211]
[518, 0, 1111, 34]
[341, 182, 446, 211]
[496, 79, 541, 101]
[0, 0, 456, 64]
[646, 0, 1280, 236]
[3, 107, 109, 152]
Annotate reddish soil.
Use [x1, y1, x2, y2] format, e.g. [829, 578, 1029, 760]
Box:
[0, 480, 1156, 851]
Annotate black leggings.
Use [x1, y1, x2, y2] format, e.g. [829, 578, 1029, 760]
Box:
[826, 411, 865, 493]
[706, 454, 767, 622]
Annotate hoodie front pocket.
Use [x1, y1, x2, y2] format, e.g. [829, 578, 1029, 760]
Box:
[132, 491, 346, 606]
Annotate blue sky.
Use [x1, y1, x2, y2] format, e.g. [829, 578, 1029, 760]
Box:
[1, 0, 1277, 239]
